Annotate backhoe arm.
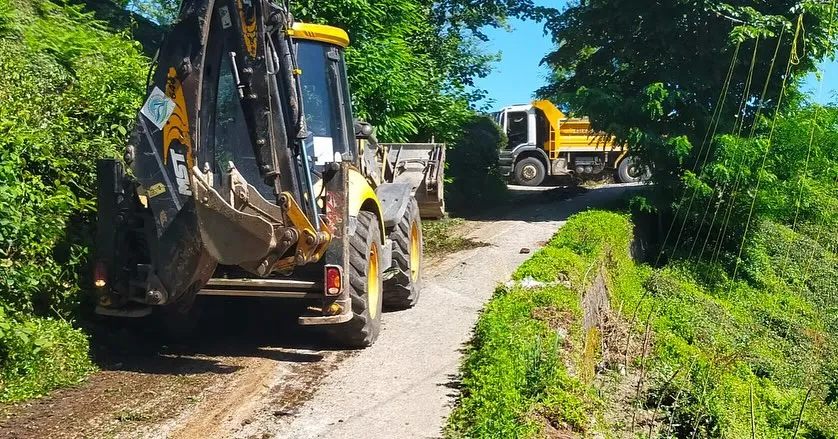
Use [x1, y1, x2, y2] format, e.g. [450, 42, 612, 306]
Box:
[96, 0, 327, 308]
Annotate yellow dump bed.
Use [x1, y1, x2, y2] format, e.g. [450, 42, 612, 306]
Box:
[532, 100, 621, 160]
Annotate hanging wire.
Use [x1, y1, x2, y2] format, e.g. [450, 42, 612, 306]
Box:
[794, 168, 838, 305]
[668, 41, 742, 260]
[779, 0, 837, 279]
[730, 14, 806, 288]
[653, 41, 743, 267]
[709, 27, 788, 268]
[691, 37, 763, 263]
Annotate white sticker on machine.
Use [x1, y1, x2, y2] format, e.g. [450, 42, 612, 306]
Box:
[219, 6, 232, 29]
[140, 86, 176, 131]
[311, 136, 336, 166]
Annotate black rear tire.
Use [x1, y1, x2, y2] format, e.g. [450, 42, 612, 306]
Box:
[514, 157, 547, 186]
[384, 198, 423, 310]
[324, 211, 383, 348]
[617, 156, 650, 183]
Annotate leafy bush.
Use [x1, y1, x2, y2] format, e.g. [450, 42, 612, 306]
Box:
[445, 114, 508, 213]
[0, 0, 147, 400]
[659, 104, 838, 264]
[0, 309, 94, 402]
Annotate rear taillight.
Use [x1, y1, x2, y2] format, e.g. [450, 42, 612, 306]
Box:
[325, 265, 343, 296]
[94, 261, 107, 288]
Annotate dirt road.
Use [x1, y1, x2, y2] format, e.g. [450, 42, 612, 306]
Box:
[0, 185, 638, 439]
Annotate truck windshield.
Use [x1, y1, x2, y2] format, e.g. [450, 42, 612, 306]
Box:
[490, 111, 503, 127]
[295, 40, 354, 167]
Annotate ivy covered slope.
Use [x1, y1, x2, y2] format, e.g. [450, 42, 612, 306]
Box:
[447, 210, 838, 438]
[0, 0, 146, 401]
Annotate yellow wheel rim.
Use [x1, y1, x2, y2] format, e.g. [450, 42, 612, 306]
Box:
[368, 243, 380, 320]
[410, 222, 420, 282]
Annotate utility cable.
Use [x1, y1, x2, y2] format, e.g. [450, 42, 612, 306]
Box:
[653, 41, 742, 267]
[669, 41, 742, 260]
[692, 37, 762, 263]
[710, 27, 787, 268]
[731, 14, 805, 288]
[780, 0, 837, 279]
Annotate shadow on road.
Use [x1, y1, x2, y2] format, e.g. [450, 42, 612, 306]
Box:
[88, 296, 334, 375]
[468, 184, 644, 223]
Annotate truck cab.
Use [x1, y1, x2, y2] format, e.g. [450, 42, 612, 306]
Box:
[495, 100, 647, 186]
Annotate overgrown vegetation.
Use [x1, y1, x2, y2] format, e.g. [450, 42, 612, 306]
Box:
[525, 7, 838, 435]
[0, 0, 146, 401]
[448, 210, 838, 438]
[447, 211, 633, 438]
[539, 1, 838, 266]
[445, 114, 508, 213]
[422, 219, 488, 257]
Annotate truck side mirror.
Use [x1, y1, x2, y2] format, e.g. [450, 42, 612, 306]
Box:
[355, 120, 374, 139]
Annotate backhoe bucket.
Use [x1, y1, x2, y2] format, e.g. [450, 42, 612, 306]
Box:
[383, 143, 446, 219]
[190, 166, 280, 266]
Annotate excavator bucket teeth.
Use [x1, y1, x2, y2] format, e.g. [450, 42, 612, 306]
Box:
[191, 168, 276, 266]
[383, 143, 446, 219]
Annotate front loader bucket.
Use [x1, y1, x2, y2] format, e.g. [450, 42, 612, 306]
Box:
[383, 143, 446, 219]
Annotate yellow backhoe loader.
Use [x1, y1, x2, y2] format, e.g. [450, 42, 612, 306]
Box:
[93, 0, 443, 347]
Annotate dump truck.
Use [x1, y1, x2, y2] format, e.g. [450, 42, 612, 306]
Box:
[93, 0, 444, 347]
[492, 100, 648, 186]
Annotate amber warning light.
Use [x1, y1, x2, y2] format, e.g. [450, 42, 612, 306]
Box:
[325, 266, 343, 296]
[94, 261, 107, 288]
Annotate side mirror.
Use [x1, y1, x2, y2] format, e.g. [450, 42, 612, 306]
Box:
[354, 120, 374, 139]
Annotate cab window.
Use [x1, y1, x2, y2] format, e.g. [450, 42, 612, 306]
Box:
[296, 40, 353, 167]
[507, 111, 528, 149]
[202, 40, 274, 200]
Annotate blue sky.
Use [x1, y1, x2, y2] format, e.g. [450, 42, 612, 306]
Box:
[471, 6, 555, 112]
[473, 6, 838, 112]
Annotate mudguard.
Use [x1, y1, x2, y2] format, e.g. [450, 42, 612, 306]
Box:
[375, 183, 413, 230]
[347, 168, 385, 241]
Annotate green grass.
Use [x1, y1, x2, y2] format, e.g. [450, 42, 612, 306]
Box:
[423, 218, 488, 256]
[447, 210, 838, 438]
[447, 211, 633, 438]
[446, 283, 595, 438]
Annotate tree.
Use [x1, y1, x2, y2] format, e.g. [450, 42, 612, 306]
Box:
[293, 0, 538, 142]
[100, 0, 538, 142]
[538, 0, 836, 201]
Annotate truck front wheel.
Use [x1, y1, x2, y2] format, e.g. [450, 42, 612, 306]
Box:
[617, 157, 650, 183]
[514, 157, 546, 186]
